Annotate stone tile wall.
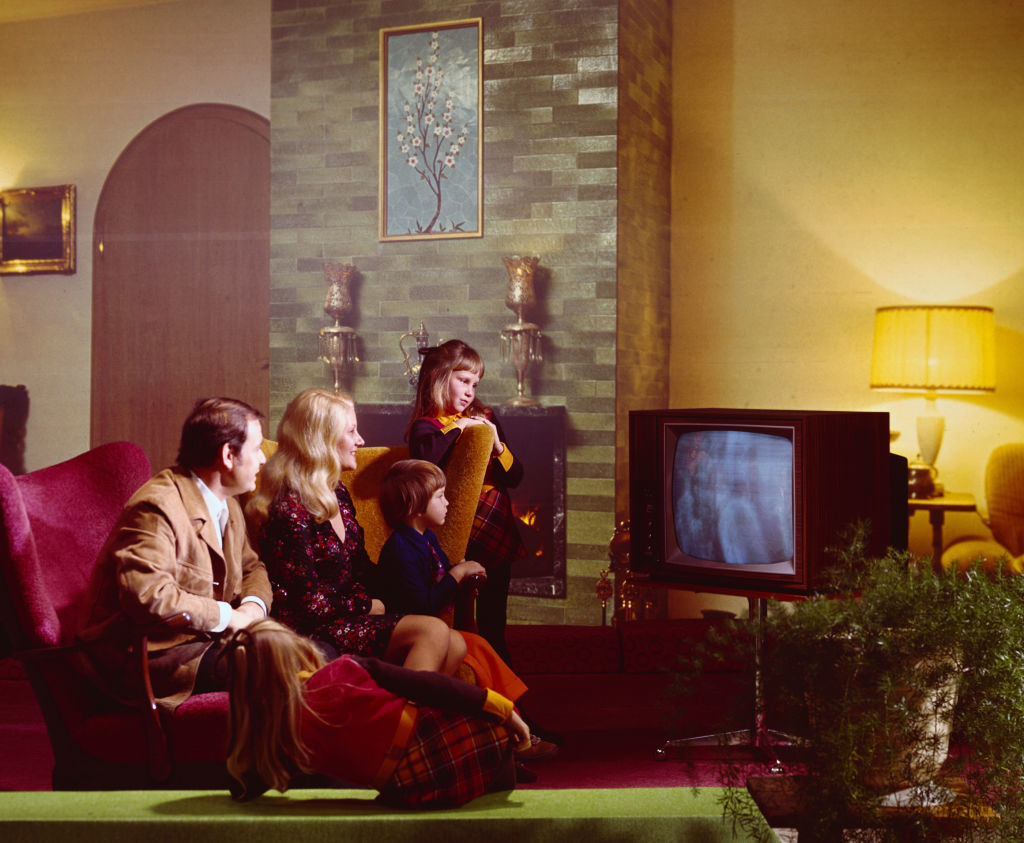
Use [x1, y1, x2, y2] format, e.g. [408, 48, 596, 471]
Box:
[271, 0, 620, 625]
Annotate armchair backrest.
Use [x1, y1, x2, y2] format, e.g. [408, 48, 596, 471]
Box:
[0, 442, 151, 651]
[342, 444, 410, 560]
[432, 423, 493, 563]
[343, 423, 493, 563]
[985, 443, 1024, 558]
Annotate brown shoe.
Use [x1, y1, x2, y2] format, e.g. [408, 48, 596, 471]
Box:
[515, 735, 559, 762]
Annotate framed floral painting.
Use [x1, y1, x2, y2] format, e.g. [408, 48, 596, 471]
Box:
[379, 19, 482, 242]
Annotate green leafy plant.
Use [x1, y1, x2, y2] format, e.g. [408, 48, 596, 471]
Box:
[696, 527, 1024, 841]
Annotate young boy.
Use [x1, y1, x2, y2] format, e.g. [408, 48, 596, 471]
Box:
[376, 459, 487, 618]
[376, 459, 559, 766]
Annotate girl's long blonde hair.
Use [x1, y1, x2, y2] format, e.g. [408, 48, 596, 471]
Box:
[406, 339, 487, 440]
[246, 388, 356, 528]
[225, 618, 326, 794]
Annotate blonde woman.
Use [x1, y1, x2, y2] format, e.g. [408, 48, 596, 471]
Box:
[246, 388, 463, 673]
[226, 619, 529, 806]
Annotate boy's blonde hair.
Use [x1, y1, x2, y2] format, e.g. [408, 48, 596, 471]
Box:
[225, 618, 326, 795]
[246, 388, 356, 528]
[380, 458, 446, 529]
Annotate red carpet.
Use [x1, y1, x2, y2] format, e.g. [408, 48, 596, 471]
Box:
[517, 728, 731, 789]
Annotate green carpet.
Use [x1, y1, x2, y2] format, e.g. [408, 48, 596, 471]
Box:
[0, 787, 776, 842]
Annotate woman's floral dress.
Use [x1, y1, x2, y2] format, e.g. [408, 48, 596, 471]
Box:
[258, 482, 401, 656]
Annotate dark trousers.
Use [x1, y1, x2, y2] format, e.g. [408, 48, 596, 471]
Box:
[475, 562, 512, 664]
[194, 639, 231, 694]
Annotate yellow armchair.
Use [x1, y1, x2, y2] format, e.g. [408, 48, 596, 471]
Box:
[942, 443, 1024, 575]
[256, 423, 493, 627]
[341, 422, 493, 563]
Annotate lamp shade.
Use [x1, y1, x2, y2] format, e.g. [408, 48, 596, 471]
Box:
[870, 305, 995, 392]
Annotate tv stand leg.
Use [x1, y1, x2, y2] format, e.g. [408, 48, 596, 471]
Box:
[655, 597, 791, 772]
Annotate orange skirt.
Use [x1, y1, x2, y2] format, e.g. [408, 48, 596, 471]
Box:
[460, 630, 528, 703]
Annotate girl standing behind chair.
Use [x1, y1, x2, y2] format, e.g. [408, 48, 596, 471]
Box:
[225, 618, 529, 807]
[407, 340, 525, 663]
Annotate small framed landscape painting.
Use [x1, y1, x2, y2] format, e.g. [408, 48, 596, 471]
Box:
[0, 184, 76, 275]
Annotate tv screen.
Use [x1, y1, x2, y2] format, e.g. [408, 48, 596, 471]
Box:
[672, 428, 794, 570]
[630, 409, 902, 597]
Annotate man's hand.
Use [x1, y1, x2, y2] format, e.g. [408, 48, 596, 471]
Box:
[237, 601, 265, 621]
[225, 601, 265, 632]
[369, 598, 386, 615]
[225, 608, 255, 632]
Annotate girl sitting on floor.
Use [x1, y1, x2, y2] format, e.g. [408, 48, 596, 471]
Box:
[225, 617, 529, 807]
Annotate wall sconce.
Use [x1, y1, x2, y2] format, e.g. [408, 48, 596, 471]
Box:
[870, 305, 995, 496]
[318, 263, 360, 392]
[499, 255, 543, 406]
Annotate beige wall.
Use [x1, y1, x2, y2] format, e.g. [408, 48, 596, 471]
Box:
[0, 0, 270, 471]
[5, 0, 1023, 611]
[673, 0, 1024, 582]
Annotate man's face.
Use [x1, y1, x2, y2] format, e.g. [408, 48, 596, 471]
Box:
[224, 418, 266, 496]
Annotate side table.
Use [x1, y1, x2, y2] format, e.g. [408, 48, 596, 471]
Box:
[906, 492, 976, 570]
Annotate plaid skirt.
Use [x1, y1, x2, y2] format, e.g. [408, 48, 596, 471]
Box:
[466, 487, 525, 570]
[378, 706, 515, 809]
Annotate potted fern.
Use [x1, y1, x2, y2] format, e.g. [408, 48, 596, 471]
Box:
[695, 528, 1024, 841]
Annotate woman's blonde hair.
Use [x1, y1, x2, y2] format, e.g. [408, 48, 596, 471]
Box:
[225, 618, 327, 794]
[246, 388, 356, 527]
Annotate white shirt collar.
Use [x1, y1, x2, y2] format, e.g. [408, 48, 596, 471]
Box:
[192, 473, 229, 545]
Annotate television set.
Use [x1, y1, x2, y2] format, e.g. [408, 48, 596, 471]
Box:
[629, 409, 907, 597]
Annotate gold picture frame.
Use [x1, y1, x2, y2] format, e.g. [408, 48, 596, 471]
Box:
[379, 19, 483, 242]
[0, 184, 76, 275]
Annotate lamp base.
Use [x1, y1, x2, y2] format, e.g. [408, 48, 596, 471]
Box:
[916, 415, 944, 467]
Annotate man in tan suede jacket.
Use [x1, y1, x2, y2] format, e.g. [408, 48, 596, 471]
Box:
[79, 397, 273, 712]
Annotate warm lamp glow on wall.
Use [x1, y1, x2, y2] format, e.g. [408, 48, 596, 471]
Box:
[870, 305, 995, 497]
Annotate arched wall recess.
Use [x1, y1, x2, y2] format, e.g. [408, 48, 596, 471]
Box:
[91, 103, 270, 470]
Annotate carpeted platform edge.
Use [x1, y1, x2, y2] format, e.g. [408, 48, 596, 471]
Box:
[0, 787, 777, 842]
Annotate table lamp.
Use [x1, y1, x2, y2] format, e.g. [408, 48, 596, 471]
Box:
[870, 305, 995, 497]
